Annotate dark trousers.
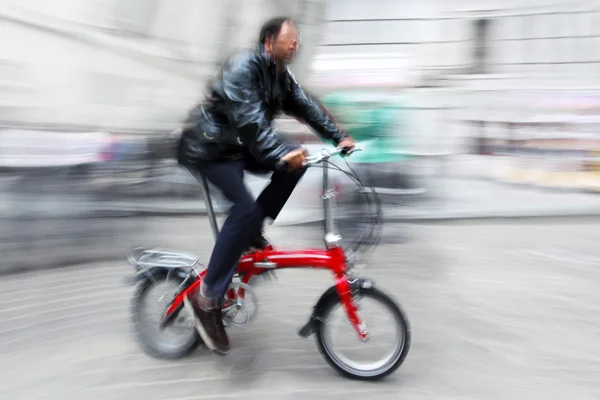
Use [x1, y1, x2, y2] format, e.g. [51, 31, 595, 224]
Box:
[185, 158, 305, 300]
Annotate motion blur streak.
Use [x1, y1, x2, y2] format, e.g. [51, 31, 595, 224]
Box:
[0, 0, 599, 398]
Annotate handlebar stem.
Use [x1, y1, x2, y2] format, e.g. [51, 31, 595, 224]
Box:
[281, 145, 363, 248]
[322, 160, 336, 239]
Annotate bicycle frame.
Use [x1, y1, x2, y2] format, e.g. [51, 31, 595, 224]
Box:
[162, 149, 368, 341]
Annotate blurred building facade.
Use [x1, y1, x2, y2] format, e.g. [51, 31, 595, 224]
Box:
[1, 0, 599, 154]
[317, 0, 600, 157]
[322, 0, 599, 78]
[0, 0, 326, 131]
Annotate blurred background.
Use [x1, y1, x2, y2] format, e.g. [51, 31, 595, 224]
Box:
[2, 1, 600, 399]
[0, 0, 599, 270]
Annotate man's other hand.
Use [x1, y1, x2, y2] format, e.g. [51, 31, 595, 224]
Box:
[281, 148, 308, 170]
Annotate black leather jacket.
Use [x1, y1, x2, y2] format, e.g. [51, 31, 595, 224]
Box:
[178, 46, 347, 169]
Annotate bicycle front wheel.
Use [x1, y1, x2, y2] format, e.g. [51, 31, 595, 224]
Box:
[314, 286, 411, 380]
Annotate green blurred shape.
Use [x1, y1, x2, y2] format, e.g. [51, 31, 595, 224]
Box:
[320, 90, 411, 163]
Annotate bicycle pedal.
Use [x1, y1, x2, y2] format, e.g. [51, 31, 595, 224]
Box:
[254, 261, 277, 269]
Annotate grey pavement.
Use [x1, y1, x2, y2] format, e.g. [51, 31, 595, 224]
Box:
[1, 218, 600, 399]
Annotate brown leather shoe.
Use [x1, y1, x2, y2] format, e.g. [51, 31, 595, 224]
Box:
[211, 306, 230, 355]
[245, 231, 271, 253]
[184, 291, 230, 355]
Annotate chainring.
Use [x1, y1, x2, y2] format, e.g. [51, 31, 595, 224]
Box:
[221, 281, 259, 327]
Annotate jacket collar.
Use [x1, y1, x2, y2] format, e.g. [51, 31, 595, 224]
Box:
[255, 45, 281, 73]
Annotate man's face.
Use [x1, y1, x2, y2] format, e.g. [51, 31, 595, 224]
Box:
[266, 21, 299, 65]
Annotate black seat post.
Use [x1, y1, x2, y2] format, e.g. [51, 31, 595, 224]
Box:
[189, 168, 220, 241]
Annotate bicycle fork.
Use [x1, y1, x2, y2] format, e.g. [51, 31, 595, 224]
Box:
[335, 275, 369, 342]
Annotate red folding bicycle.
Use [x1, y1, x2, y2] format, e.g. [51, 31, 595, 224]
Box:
[126, 145, 411, 380]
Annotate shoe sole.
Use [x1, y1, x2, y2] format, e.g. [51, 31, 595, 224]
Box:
[183, 297, 230, 355]
[214, 346, 231, 356]
[183, 297, 216, 352]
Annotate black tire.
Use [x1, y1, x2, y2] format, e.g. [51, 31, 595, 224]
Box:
[314, 286, 411, 380]
[132, 274, 202, 359]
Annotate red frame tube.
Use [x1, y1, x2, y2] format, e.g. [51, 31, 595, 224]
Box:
[163, 245, 367, 340]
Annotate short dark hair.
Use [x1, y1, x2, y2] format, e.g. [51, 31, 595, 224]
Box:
[258, 17, 295, 44]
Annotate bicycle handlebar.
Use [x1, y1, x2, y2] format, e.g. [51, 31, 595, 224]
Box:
[275, 145, 363, 171]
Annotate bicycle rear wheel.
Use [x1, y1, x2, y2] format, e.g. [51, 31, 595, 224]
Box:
[133, 275, 201, 359]
[314, 286, 410, 380]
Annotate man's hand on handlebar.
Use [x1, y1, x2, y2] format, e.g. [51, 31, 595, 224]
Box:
[277, 137, 357, 171]
[280, 148, 308, 171]
[337, 136, 356, 154]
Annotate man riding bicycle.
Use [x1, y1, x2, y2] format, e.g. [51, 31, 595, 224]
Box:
[177, 16, 355, 355]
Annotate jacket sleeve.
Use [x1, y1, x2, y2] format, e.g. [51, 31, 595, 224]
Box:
[281, 68, 348, 145]
[222, 61, 296, 167]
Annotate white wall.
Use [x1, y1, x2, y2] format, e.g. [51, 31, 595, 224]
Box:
[0, 18, 197, 130]
[3, 0, 599, 146]
[0, 0, 328, 130]
[321, 0, 600, 77]
[317, 0, 600, 155]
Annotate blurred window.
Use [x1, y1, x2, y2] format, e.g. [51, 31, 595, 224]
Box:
[471, 19, 492, 74]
